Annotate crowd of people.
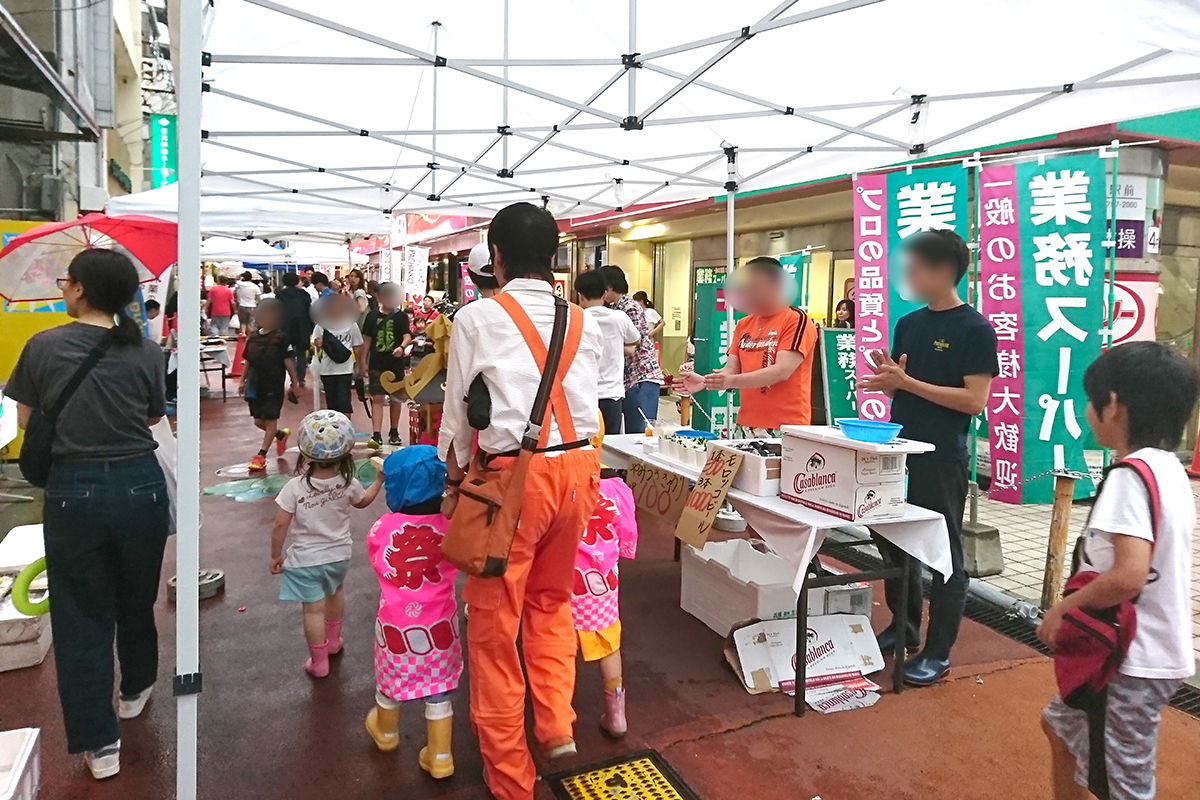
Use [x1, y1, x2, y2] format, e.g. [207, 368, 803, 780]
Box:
[5, 198, 1197, 800]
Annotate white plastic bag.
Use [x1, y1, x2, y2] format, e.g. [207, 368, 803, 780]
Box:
[151, 417, 178, 534]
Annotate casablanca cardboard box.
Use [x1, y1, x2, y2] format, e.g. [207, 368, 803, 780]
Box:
[779, 425, 933, 522]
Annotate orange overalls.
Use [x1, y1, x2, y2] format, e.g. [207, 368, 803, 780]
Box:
[463, 293, 601, 800]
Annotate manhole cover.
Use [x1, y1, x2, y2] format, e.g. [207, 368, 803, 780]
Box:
[547, 750, 699, 800]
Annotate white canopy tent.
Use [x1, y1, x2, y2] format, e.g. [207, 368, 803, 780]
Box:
[283, 240, 369, 266]
[197, 235, 293, 263]
[169, 1, 1200, 796]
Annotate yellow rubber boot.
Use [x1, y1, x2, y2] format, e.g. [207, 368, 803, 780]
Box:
[365, 695, 400, 752]
[418, 700, 454, 779]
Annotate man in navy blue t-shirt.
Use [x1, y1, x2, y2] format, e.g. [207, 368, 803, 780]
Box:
[861, 229, 999, 687]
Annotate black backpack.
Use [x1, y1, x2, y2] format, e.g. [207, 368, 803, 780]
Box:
[322, 329, 353, 364]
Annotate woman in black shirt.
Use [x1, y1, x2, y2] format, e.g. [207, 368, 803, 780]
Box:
[7, 249, 169, 780]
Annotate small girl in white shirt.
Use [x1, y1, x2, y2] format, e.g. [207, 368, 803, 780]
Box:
[270, 410, 382, 677]
[1039, 341, 1199, 800]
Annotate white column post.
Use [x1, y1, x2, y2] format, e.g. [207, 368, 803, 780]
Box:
[724, 144, 737, 436]
[174, 0, 203, 797]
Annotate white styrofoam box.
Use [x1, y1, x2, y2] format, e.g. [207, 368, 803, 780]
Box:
[681, 540, 799, 636]
[825, 582, 873, 616]
[708, 439, 782, 497]
[0, 526, 43, 574]
[0, 728, 40, 800]
[0, 597, 51, 672]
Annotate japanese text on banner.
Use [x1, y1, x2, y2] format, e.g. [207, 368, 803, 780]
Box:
[1017, 154, 1106, 502]
[978, 164, 1024, 504]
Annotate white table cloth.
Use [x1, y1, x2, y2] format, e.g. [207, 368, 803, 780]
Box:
[600, 434, 951, 590]
[168, 344, 231, 375]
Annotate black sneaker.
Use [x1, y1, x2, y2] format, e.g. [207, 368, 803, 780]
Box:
[367, 434, 383, 450]
[388, 432, 403, 447]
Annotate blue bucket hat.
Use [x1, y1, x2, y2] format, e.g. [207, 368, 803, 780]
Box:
[382, 445, 446, 512]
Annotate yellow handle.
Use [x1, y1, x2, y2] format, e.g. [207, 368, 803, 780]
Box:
[11, 557, 49, 616]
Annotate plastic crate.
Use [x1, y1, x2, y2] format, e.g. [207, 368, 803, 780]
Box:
[708, 439, 781, 496]
[0, 728, 40, 800]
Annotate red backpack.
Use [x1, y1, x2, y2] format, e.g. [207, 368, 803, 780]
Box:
[1054, 458, 1160, 711]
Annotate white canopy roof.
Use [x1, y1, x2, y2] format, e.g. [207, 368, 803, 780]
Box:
[199, 235, 293, 263]
[190, 0, 1200, 228]
[107, 182, 392, 237]
[284, 240, 369, 266]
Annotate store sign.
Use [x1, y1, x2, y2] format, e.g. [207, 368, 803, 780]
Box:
[460, 260, 476, 303]
[820, 328, 857, 423]
[150, 114, 177, 188]
[402, 245, 429, 305]
[1106, 174, 1148, 258]
[980, 155, 1106, 504]
[853, 165, 969, 421]
[692, 266, 738, 434]
[1107, 272, 1159, 345]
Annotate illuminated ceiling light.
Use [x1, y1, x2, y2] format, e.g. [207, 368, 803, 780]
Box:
[619, 220, 633, 229]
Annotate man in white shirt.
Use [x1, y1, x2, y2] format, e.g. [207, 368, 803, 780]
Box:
[576, 269, 640, 435]
[439, 202, 602, 800]
[234, 271, 262, 335]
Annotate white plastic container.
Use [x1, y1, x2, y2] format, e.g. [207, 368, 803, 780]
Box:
[0, 728, 40, 800]
[708, 439, 782, 496]
[680, 540, 799, 636]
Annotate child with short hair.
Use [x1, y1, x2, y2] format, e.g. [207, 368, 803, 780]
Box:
[312, 293, 364, 415]
[270, 410, 383, 677]
[361, 282, 411, 449]
[572, 473, 638, 738]
[363, 445, 461, 779]
[239, 298, 300, 471]
[1039, 341, 1199, 800]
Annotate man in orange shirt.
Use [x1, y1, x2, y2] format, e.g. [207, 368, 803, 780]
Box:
[683, 256, 817, 434]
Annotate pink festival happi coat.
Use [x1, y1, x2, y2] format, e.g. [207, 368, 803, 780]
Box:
[367, 512, 463, 702]
[571, 477, 639, 632]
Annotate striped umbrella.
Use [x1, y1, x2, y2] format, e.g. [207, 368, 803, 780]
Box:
[0, 213, 177, 302]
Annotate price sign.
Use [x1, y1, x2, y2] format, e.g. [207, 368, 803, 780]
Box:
[674, 448, 743, 549]
[626, 457, 689, 520]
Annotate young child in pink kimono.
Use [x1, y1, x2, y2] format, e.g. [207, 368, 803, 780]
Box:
[363, 445, 461, 779]
[572, 474, 638, 738]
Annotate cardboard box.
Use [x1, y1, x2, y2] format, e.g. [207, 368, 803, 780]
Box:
[724, 614, 884, 702]
[680, 540, 873, 635]
[708, 439, 782, 497]
[780, 425, 933, 521]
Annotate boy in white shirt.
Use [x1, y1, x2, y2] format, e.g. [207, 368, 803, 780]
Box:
[1038, 341, 1199, 800]
[576, 270, 641, 435]
[311, 293, 365, 416]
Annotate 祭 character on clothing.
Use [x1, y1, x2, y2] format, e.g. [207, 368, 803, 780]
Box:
[363, 445, 460, 779]
[572, 476, 638, 738]
[270, 411, 383, 678]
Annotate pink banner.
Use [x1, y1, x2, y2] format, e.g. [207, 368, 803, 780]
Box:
[853, 173, 890, 420]
[460, 261, 476, 304]
[978, 164, 1024, 504]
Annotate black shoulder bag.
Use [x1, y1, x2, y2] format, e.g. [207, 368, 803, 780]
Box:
[19, 331, 115, 487]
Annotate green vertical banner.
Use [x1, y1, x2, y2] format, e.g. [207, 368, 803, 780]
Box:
[1014, 154, 1106, 502]
[692, 265, 738, 434]
[885, 165, 970, 330]
[820, 327, 857, 422]
[150, 114, 177, 188]
[779, 252, 807, 310]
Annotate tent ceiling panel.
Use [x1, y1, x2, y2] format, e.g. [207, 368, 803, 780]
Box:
[123, 0, 1200, 234]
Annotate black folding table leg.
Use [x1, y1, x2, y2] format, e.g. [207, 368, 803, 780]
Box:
[673, 537, 681, 562]
[894, 552, 910, 695]
[795, 583, 808, 716]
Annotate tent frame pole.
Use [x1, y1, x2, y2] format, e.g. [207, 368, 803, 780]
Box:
[724, 144, 737, 437]
[175, 0, 203, 797]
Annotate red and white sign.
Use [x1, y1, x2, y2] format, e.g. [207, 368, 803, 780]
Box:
[1106, 272, 1159, 347]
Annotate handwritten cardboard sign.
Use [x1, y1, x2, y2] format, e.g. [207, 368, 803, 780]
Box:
[675, 447, 744, 549]
[626, 457, 689, 521]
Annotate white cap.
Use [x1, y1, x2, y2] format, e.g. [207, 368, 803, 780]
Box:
[467, 242, 492, 278]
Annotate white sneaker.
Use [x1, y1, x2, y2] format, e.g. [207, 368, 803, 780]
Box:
[84, 740, 120, 780]
[118, 685, 153, 719]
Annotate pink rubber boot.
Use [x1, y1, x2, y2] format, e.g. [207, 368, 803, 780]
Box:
[325, 621, 344, 656]
[305, 641, 330, 678]
[601, 687, 627, 738]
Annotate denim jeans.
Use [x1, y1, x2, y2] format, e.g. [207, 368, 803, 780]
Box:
[42, 454, 170, 753]
[622, 381, 660, 434]
[871, 455, 969, 661]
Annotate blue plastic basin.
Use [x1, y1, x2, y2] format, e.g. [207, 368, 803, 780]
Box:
[675, 429, 718, 441]
[837, 419, 902, 444]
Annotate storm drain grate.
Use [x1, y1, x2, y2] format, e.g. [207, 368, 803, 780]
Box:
[546, 750, 700, 800]
[822, 539, 1200, 721]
